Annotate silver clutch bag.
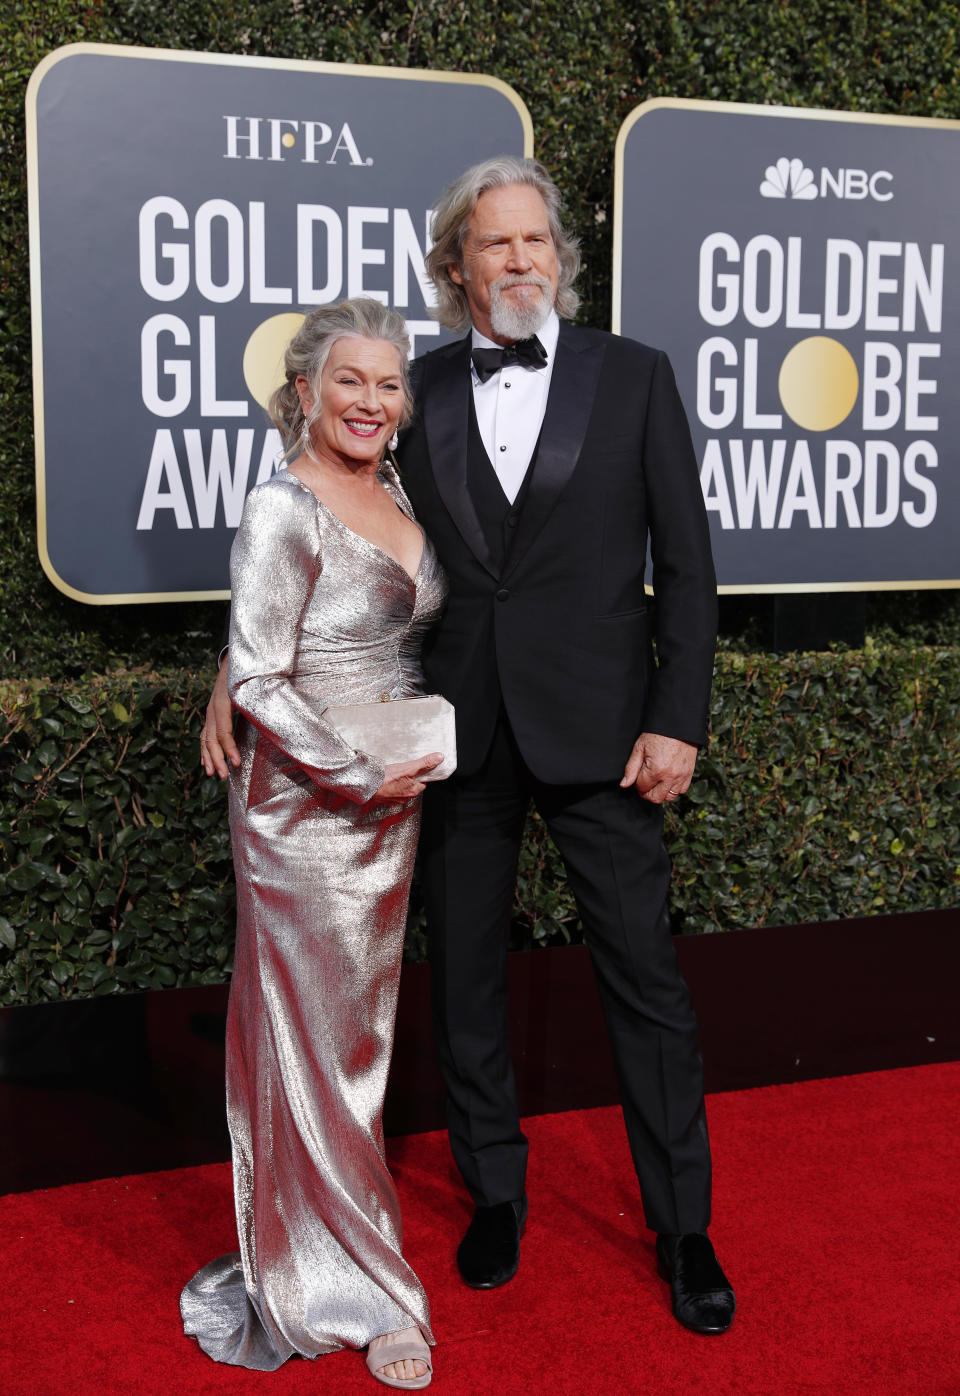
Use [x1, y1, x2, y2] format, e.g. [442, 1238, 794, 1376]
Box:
[321, 694, 457, 781]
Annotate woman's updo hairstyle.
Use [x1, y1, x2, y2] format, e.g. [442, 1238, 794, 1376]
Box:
[268, 298, 413, 452]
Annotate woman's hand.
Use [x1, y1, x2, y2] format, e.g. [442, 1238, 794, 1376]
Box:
[200, 664, 240, 778]
[373, 753, 444, 801]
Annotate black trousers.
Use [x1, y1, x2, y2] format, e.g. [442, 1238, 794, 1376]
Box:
[420, 712, 712, 1235]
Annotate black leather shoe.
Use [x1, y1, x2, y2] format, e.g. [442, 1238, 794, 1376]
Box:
[656, 1233, 736, 1335]
[457, 1196, 528, 1289]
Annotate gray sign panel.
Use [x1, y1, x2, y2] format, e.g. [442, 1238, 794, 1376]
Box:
[27, 44, 531, 602]
[614, 99, 960, 592]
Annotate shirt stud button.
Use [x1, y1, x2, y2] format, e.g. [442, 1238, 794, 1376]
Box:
[499, 444, 507, 452]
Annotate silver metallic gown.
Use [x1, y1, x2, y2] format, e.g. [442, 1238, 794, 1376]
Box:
[181, 465, 446, 1370]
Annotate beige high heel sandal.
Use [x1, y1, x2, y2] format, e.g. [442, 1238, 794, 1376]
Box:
[366, 1328, 433, 1390]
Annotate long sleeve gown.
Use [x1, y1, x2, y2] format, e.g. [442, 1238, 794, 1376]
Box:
[181, 464, 446, 1370]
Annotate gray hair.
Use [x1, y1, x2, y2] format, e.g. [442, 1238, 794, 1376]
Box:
[425, 155, 581, 333]
[268, 297, 412, 449]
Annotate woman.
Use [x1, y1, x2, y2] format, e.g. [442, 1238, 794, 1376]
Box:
[182, 299, 446, 1389]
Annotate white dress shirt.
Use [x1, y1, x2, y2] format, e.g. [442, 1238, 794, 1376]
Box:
[469, 310, 559, 503]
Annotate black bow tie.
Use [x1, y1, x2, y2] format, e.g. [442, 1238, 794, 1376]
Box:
[471, 336, 548, 383]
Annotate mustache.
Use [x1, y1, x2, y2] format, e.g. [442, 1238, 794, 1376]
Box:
[492, 273, 552, 293]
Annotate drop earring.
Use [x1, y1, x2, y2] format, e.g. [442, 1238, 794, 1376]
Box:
[388, 431, 399, 451]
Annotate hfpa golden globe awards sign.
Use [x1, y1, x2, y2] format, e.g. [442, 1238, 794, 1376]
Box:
[613, 98, 960, 592]
[27, 44, 531, 603]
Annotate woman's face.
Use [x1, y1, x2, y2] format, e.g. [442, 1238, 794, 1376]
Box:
[298, 336, 406, 468]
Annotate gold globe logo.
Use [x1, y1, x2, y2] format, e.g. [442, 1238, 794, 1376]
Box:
[778, 336, 859, 432]
[242, 312, 306, 410]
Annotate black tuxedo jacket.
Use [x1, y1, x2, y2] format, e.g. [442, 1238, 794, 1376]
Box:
[398, 321, 717, 783]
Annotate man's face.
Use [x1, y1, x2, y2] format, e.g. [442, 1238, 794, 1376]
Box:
[450, 183, 560, 344]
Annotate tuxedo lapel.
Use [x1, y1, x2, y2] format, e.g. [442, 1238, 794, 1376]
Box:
[503, 324, 605, 580]
[423, 336, 498, 578]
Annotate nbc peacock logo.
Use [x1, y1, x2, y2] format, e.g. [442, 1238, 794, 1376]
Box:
[759, 156, 894, 202]
[760, 157, 818, 200]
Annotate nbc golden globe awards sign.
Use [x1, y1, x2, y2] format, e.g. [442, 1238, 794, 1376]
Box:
[614, 99, 960, 591]
[27, 44, 531, 603]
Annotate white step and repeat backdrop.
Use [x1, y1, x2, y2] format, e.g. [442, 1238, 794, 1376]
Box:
[27, 44, 531, 603]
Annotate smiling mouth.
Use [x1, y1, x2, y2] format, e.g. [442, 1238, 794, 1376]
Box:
[345, 419, 383, 437]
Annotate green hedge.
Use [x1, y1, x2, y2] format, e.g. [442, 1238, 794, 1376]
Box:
[3, 0, 960, 677]
[0, 671, 234, 1004]
[2, 3, 959, 1006]
[3, 643, 957, 1005]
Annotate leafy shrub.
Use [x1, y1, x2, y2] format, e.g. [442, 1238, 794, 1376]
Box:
[2, 0, 960, 676]
[0, 671, 234, 1003]
[1, 3, 958, 1006]
[3, 643, 957, 1004]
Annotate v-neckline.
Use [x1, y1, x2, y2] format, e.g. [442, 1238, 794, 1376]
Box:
[285, 469, 425, 585]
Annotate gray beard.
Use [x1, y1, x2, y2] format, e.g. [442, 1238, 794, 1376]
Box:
[488, 277, 553, 341]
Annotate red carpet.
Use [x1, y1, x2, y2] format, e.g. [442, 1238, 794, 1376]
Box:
[2, 1063, 958, 1394]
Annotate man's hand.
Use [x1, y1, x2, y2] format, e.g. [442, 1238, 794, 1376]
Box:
[621, 731, 697, 804]
[373, 753, 444, 802]
[200, 663, 240, 778]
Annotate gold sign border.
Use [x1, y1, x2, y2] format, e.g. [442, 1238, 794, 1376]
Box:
[27, 43, 534, 605]
[612, 97, 960, 595]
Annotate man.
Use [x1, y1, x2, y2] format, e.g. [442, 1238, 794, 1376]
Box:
[204, 156, 734, 1335]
